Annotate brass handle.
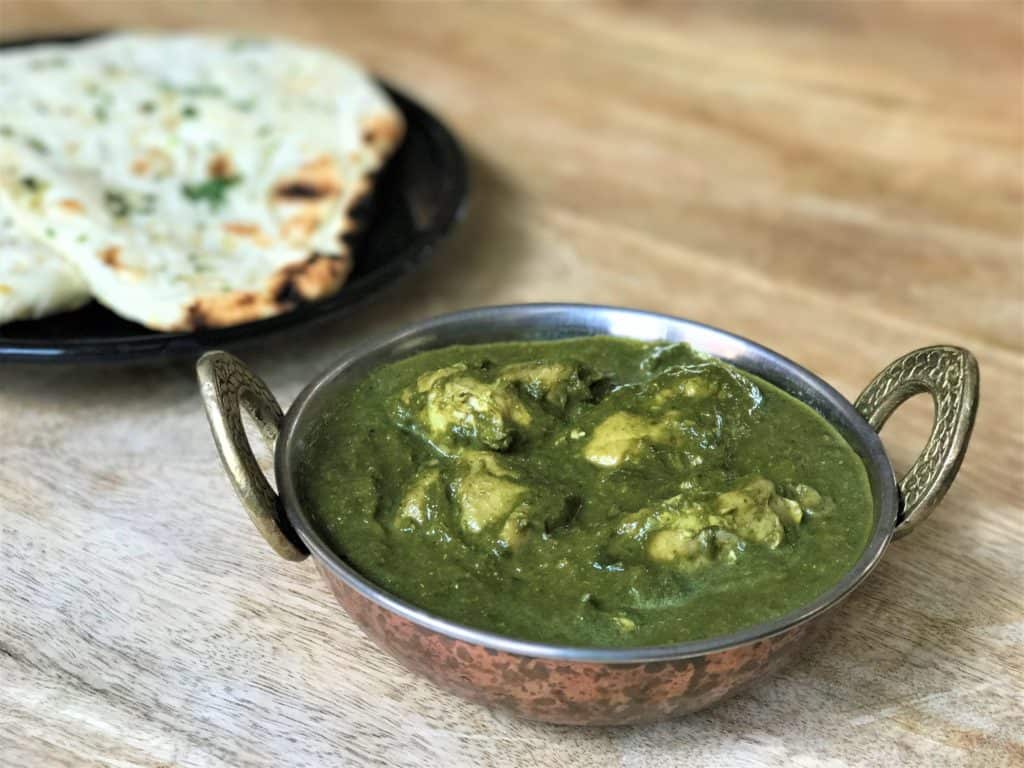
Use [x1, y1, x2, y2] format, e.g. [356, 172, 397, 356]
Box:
[197, 351, 308, 561]
[855, 346, 979, 539]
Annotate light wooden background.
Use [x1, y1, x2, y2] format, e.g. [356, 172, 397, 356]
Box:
[1, 2, 1021, 766]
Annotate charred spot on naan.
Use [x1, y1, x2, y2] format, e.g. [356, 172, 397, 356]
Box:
[207, 153, 235, 180]
[99, 245, 121, 268]
[222, 221, 261, 236]
[130, 147, 174, 178]
[180, 253, 352, 330]
[335, 174, 375, 249]
[360, 111, 405, 155]
[272, 155, 343, 202]
[271, 253, 352, 304]
[183, 291, 280, 330]
[96, 244, 146, 282]
[58, 198, 84, 214]
[222, 221, 271, 245]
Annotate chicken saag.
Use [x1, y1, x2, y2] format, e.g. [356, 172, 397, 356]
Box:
[299, 338, 873, 647]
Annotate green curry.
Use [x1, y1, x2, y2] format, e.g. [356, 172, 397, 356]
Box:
[299, 337, 874, 648]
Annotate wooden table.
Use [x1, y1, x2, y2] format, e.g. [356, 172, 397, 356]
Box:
[2, 2, 1021, 766]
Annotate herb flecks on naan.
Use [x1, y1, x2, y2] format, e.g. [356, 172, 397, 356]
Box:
[0, 33, 403, 330]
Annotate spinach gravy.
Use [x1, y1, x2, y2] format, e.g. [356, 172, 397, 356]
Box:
[299, 338, 874, 647]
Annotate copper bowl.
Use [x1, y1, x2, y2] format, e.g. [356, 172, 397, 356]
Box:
[198, 304, 978, 725]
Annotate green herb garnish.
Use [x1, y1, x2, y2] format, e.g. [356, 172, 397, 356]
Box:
[26, 137, 49, 155]
[182, 175, 241, 210]
[104, 190, 131, 218]
[104, 189, 156, 218]
[181, 104, 199, 119]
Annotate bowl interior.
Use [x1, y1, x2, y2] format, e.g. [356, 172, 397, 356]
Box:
[277, 304, 898, 662]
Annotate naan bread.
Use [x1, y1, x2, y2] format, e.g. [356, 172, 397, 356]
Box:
[0, 33, 403, 330]
[0, 205, 90, 323]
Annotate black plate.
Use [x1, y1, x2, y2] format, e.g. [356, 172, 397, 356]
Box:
[0, 34, 467, 363]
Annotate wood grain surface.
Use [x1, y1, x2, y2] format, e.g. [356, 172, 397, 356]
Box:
[1, 2, 1021, 766]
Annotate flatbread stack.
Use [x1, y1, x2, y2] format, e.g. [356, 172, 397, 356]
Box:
[0, 33, 403, 329]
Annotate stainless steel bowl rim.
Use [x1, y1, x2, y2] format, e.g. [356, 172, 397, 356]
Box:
[276, 303, 898, 664]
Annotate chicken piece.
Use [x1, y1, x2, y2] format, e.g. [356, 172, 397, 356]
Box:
[412, 364, 468, 396]
[583, 412, 671, 467]
[616, 494, 740, 570]
[394, 466, 445, 530]
[453, 452, 575, 552]
[616, 494, 710, 540]
[773, 495, 803, 525]
[714, 477, 806, 548]
[402, 366, 532, 452]
[498, 360, 594, 408]
[454, 452, 527, 534]
[647, 527, 742, 567]
[648, 362, 763, 415]
[497, 510, 531, 552]
[791, 482, 833, 516]
[583, 361, 763, 468]
[613, 477, 806, 570]
[793, 483, 822, 507]
[653, 373, 720, 405]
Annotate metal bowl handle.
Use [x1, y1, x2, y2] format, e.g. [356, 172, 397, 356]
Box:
[855, 346, 979, 539]
[197, 351, 309, 561]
